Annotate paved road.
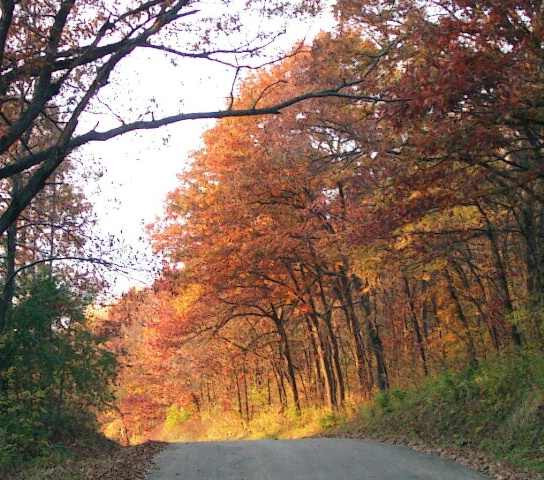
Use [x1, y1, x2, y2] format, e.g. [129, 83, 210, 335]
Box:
[145, 438, 489, 479]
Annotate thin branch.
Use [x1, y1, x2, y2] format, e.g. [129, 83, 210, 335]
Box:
[2, 255, 115, 292]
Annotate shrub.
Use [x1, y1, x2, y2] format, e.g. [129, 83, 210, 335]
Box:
[0, 272, 117, 473]
[164, 404, 195, 432]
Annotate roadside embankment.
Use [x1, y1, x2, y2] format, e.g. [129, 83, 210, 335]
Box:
[328, 351, 543, 480]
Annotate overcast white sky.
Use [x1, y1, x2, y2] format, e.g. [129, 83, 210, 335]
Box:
[78, 6, 336, 295]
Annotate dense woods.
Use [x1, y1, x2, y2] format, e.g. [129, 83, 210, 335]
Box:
[100, 0, 544, 444]
[0, 0, 339, 471]
[0, 0, 543, 473]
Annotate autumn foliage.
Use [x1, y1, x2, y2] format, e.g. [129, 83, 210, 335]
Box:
[103, 0, 544, 442]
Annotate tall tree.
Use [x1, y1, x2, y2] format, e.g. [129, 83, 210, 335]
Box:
[0, 0, 380, 237]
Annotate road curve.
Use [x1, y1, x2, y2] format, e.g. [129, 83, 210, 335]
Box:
[145, 438, 489, 479]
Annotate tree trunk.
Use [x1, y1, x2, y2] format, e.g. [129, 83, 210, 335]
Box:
[444, 268, 478, 364]
[307, 307, 337, 410]
[355, 275, 388, 391]
[402, 275, 429, 376]
[335, 272, 372, 396]
[478, 204, 522, 347]
[0, 176, 20, 383]
[271, 309, 301, 412]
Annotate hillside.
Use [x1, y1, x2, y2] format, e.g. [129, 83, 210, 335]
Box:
[332, 351, 543, 480]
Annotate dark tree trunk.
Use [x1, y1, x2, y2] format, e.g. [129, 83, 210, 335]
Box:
[403, 275, 429, 376]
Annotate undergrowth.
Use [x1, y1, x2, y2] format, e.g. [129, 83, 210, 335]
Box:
[158, 405, 348, 442]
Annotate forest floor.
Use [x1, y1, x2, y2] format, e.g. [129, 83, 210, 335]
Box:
[9, 437, 166, 480]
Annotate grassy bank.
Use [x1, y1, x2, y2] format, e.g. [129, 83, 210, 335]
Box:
[331, 350, 543, 477]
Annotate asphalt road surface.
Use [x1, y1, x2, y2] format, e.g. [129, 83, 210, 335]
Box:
[145, 438, 490, 479]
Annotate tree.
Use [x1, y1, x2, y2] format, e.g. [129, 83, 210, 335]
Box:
[0, 157, 106, 334]
[0, 0, 382, 239]
[150, 32, 396, 412]
[334, 0, 544, 311]
[0, 0, 395, 411]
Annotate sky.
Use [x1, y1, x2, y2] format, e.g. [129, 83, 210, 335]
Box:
[78, 57, 229, 293]
[77, 4, 336, 295]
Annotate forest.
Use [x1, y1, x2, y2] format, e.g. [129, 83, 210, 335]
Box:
[0, 0, 543, 476]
